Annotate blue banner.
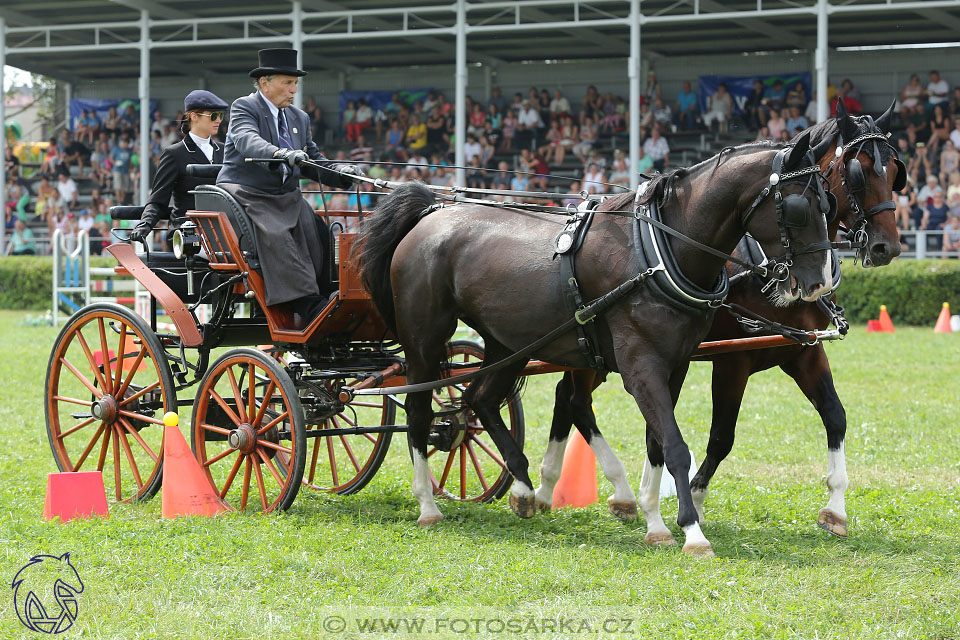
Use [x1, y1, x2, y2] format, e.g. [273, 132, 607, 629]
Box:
[69, 98, 158, 132]
[338, 89, 432, 115]
[697, 72, 811, 116]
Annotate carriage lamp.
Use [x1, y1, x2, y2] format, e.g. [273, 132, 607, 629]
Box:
[172, 221, 202, 260]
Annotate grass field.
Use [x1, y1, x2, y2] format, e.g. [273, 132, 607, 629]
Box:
[0, 308, 958, 639]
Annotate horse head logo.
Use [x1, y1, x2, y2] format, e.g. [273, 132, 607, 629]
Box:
[11, 553, 84, 634]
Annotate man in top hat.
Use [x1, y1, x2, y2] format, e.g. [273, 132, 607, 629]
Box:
[217, 48, 362, 323]
[129, 89, 228, 242]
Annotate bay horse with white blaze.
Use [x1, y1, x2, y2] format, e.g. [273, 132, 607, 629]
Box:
[356, 133, 834, 556]
[534, 102, 904, 544]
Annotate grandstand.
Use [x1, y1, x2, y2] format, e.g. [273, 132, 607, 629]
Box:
[3, 0, 960, 257]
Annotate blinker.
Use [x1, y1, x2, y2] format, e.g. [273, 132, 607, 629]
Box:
[782, 193, 811, 228]
[847, 157, 866, 196]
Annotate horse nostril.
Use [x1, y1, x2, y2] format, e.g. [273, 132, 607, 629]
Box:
[872, 243, 888, 257]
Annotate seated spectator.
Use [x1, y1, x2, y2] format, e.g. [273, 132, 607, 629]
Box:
[385, 119, 407, 161]
[927, 104, 952, 153]
[917, 174, 941, 206]
[573, 116, 598, 164]
[76, 208, 95, 237]
[350, 135, 373, 164]
[40, 136, 61, 177]
[805, 91, 819, 124]
[921, 189, 950, 249]
[745, 79, 767, 130]
[466, 157, 488, 189]
[528, 149, 550, 192]
[767, 109, 787, 140]
[103, 106, 121, 137]
[644, 71, 661, 105]
[580, 85, 602, 125]
[830, 88, 862, 116]
[638, 102, 654, 136]
[486, 104, 502, 131]
[406, 113, 427, 152]
[76, 109, 99, 146]
[435, 93, 452, 117]
[62, 132, 91, 175]
[310, 104, 328, 142]
[785, 82, 808, 111]
[703, 83, 732, 134]
[939, 140, 959, 181]
[406, 151, 428, 178]
[425, 108, 450, 156]
[550, 90, 571, 123]
[464, 134, 482, 164]
[947, 172, 960, 203]
[120, 105, 138, 137]
[355, 99, 374, 138]
[488, 85, 507, 113]
[347, 183, 374, 212]
[598, 92, 622, 134]
[673, 81, 699, 131]
[6, 173, 31, 221]
[755, 126, 773, 142]
[491, 161, 511, 189]
[786, 106, 810, 136]
[342, 100, 357, 141]
[6, 219, 36, 255]
[763, 79, 787, 114]
[56, 171, 78, 211]
[839, 79, 861, 103]
[149, 110, 166, 138]
[150, 130, 164, 168]
[481, 121, 500, 152]
[642, 126, 670, 171]
[34, 175, 58, 222]
[500, 109, 517, 152]
[926, 70, 950, 115]
[109, 137, 133, 205]
[609, 157, 631, 189]
[4, 204, 18, 232]
[467, 102, 486, 137]
[652, 98, 672, 129]
[943, 214, 960, 256]
[900, 74, 926, 124]
[509, 167, 530, 193]
[582, 162, 605, 195]
[636, 146, 653, 175]
[561, 181, 581, 208]
[516, 99, 542, 150]
[540, 120, 562, 164]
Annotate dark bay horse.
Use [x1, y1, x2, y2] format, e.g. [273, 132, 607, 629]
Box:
[357, 133, 834, 555]
[534, 102, 904, 544]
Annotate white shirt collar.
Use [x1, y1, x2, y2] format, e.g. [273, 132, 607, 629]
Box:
[189, 132, 212, 148]
[259, 91, 280, 120]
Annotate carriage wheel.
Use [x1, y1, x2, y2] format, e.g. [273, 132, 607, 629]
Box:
[417, 340, 525, 503]
[191, 348, 305, 513]
[45, 303, 175, 503]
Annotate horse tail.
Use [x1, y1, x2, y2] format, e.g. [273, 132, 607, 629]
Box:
[354, 181, 437, 334]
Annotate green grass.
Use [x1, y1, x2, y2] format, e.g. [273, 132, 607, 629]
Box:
[1, 309, 958, 639]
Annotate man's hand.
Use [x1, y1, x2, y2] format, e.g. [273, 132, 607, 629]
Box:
[274, 148, 309, 168]
[127, 221, 152, 243]
[337, 164, 366, 187]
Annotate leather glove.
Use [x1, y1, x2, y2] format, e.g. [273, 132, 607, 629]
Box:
[127, 221, 152, 243]
[275, 148, 309, 168]
[337, 164, 366, 187]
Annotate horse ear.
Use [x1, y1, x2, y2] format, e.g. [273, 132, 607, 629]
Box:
[810, 133, 834, 162]
[874, 99, 896, 134]
[59, 553, 71, 562]
[785, 131, 811, 171]
[836, 99, 858, 142]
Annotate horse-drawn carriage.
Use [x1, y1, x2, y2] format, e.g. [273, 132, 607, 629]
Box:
[44, 104, 902, 556]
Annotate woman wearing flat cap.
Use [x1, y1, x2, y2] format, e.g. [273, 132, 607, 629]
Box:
[128, 89, 229, 242]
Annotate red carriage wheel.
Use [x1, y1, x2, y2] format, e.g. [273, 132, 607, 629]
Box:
[45, 303, 175, 503]
[418, 340, 525, 503]
[191, 348, 305, 513]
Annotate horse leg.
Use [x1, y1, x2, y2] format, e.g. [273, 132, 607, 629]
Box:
[459, 338, 535, 518]
[780, 346, 848, 537]
[638, 429, 675, 546]
[689, 356, 752, 523]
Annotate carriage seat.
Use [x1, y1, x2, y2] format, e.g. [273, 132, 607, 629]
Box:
[192, 184, 261, 271]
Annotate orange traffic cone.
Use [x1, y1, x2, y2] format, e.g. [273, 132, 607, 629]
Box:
[161, 412, 230, 518]
[43, 471, 109, 523]
[934, 302, 952, 333]
[878, 305, 895, 333]
[552, 430, 598, 509]
[865, 319, 882, 333]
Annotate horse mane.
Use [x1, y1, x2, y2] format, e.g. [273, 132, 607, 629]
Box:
[794, 114, 893, 164]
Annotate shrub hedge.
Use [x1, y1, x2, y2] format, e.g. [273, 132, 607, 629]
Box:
[0, 255, 958, 324]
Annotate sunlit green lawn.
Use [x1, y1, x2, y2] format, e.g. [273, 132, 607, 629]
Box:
[0, 309, 958, 639]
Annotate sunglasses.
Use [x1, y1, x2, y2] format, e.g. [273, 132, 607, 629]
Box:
[196, 111, 224, 121]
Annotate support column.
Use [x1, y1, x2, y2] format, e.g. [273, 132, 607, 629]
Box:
[454, 0, 467, 186]
[0, 17, 6, 255]
[139, 9, 150, 204]
[815, 0, 829, 123]
[628, 0, 641, 183]
[292, 0, 304, 110]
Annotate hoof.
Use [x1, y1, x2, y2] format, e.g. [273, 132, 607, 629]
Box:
[608, 500, 638, 521]
[417, 514, 444, 527]
[682, 542, 715, 558]
[644, 532, 677, 546]
[509, 493, 537, 519]
[535, 499, 552, 513]
[817, 508, 847, 538]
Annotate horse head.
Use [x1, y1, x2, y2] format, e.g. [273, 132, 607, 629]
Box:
[823, 99, 903, 266]
[741, 131, 834, 305]
[12, 553, 84, 633]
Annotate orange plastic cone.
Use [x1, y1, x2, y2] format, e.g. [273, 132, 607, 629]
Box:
[934, 302, 952, 333]
[161, 412, 230, 518]
[865, 319, 882, 333]
[878, 305, 895, 333]
[43, 471, 109, 523]
[552, 430, 598, 509]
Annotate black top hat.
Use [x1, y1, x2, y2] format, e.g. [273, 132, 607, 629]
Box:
[249, 48, 307, 78]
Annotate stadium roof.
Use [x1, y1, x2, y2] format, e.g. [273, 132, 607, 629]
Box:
[2, 0, 960, 81]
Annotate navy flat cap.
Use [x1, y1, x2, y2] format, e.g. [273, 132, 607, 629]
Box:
[183, 90, 229, 112]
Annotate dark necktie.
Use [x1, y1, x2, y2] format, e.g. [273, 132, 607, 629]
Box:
[278, 109, 294, 150]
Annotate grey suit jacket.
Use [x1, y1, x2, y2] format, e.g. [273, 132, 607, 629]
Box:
[217, 92, 346, 193]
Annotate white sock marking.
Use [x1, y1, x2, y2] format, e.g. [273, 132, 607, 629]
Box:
[590, 434, 636, 504]
[535, 438, 566, 506]
[411, 449, 442, 522]
[639, 458, 671, 538]
[824, 442, 848, 518]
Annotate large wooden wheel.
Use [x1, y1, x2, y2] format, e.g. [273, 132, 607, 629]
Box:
[191, 348, 306, 513]
[419, 340, 525, 503]
[45, 303, 175, 503]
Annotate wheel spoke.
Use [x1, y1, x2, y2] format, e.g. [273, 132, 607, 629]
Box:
[240, 456, 252, 510]
[252, 457, 269, 511]
[98, 317, 112, 393]
[471, 435, 507, 470]
[326, 436, 339, 486]
[119, 418, 159, 463]
[350, 401, 385, 408]
[118, 381, 160, 407]
[256, 410, 289, 436]
[466, 440, 489, 492]
[118, 430, 144, 490]
[117, 410, 164, 426]
[95, 426, 111, 472]
[59, 416, 96, 439]
[427, 446, 438, 459]
[437, 449, 457, 489]
[257, 440, 292, 455]
[362, 432, 378, 444]
[308, 433, 321, 484]
[60, 357, 103, 398]
[202, 446, 237, 468]
[459, 445, 467, 499]
[75, 329, 109, 392]
[218, 453, 245, 497]
[338, 436, 361, 473]
[115, 346, 147, 400]
[72, 422, 106, 471]
[201, 423, 231, 436]
[226, 366, 248, 424]
[248, 364, 256, 426]
[112, 428, 122, 500]
[113, 322, 127, 392]
[258, 449, 285, 488]
[210, 390, 243, 427]
[53, 394, 94, 407]
[252, 380, 276, 428]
